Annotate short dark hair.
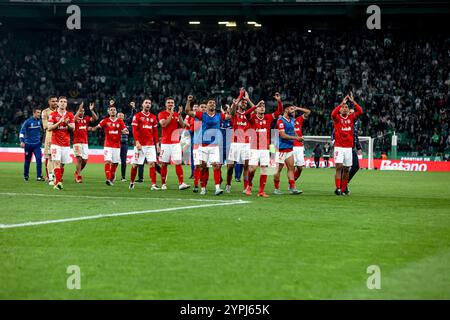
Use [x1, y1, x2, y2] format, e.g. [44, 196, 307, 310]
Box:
[32, 107, 41, 113]
[283, 104, 292, 110]
[58, 96, 67, 101]
[48, 96, 57, 102]
[165, 97, 175, 102]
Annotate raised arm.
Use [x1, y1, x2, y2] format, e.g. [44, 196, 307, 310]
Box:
[331, 95, 349, 119]
[349, 93, 363, 118]
[89, 103, 99, 122]
[295, 106, 311, 119]
[273, 92, 284, 118]
[230, 88, 245, 116]
[74, 102, 84, 121]
[184, 95, 195, 118]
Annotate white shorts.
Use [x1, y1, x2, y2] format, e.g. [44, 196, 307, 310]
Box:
[132, 145, 156, 165]
[104, 147, 121, 164]
[160, 143, 182, 163]
[275, 150, 294, 164]
[73, 143, 89, 160]
[193, 145, 203, 166]
[249, 149, 270, 167]
[201, 145, 221, 164]
[51, 145, 71, 164]
[293, 146, 305, 167]
[334, 146, 353, 167]
[228, 142, 249, 163]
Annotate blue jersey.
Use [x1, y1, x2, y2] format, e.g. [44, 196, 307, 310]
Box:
[196, 111, 224, 146]
[19, 117, 42, 145]
[277, 116, 296, 151]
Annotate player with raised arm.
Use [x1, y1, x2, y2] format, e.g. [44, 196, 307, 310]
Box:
[293, 105, 311, 184]
[129, 98, 160, 190]
[73, 102, 98, 183]
[245, 93, 283, 197]
[225, 88, 256, 193]
[185, 97, 231, 195]
[90, 100, 129, 186]
[158, 97, 190, 191]
[331, 93, 363, 195]
[41, 96, 58, 184]
[273, 99, 303, 195]
[47, 96, 75, 190]
[185, 97, 206, 192]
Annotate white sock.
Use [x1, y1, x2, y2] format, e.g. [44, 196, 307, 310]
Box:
[215, 184, 220, 191]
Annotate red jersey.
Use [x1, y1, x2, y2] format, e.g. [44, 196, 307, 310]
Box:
[247, 101, 282, 150]
[185, 115, 194, 133]
[293, 115, 305, 147]
[158, 110, 182, 144]
[48, 110, 75, 147]
[131, 111, 158, 146]
[231, 106, 256, 143]
[73, 116, 91, 145]
[331, 102, 363, 148]
[99, 117, 126, 148]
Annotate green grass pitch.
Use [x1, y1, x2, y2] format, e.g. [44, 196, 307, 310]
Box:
[0, 161, 449, 299]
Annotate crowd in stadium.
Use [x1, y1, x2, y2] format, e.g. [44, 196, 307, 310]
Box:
[0, 29, 449, 157]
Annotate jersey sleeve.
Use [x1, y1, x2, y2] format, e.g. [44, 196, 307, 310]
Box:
[47, 113, 55, 125]
[194, 111, 203, 120]
[85, 116, 91, 123]
[68, 113, 75, 124]
[99, 118, 107, 128]
[119, 119, 126, 130]
[296, 115, 305, 125]
[131, 115, 139, 143]
[276, 119, 285, 131]
[152, 115, 159, 145]
[353, 102, 363, 118]
[221, 113, 226, 120]
[158, 112, 167, 122]
[331, 104, 342, 121]
[19, 119, 29, 143]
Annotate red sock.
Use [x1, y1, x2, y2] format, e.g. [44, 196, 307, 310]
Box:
[161, 166, 167, 184]
[175, 165, 184, 184]
[259, 174, 267, 193]
[201, 168, 208, 188]
[341, 178, 348, 191]
[294, 169, 301, 180]
[150, 167, 157, 185]
[274, 178, 280, 189]
[130, 166, 137, 183]
[54, 167, 61, 184]
[104, 163, 111, 180]
[335, 178, 341, 189]
[244, 177, 249, 189]
[289, 179, 295, 189]
[194, 168, 201, 187]
[248, 171, 255, 187]
[213, 168, 221, 185]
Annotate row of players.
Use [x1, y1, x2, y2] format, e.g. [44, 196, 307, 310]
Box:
[21, 89, 362, 196]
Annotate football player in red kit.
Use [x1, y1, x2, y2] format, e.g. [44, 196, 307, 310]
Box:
[331, 93, 363, 195]
[158, 97, 190, 191]
[91, 101, 129, 186]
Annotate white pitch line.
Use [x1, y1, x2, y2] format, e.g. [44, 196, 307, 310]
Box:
[0, 200, 250, 229]
[0, 192, 235, 203]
